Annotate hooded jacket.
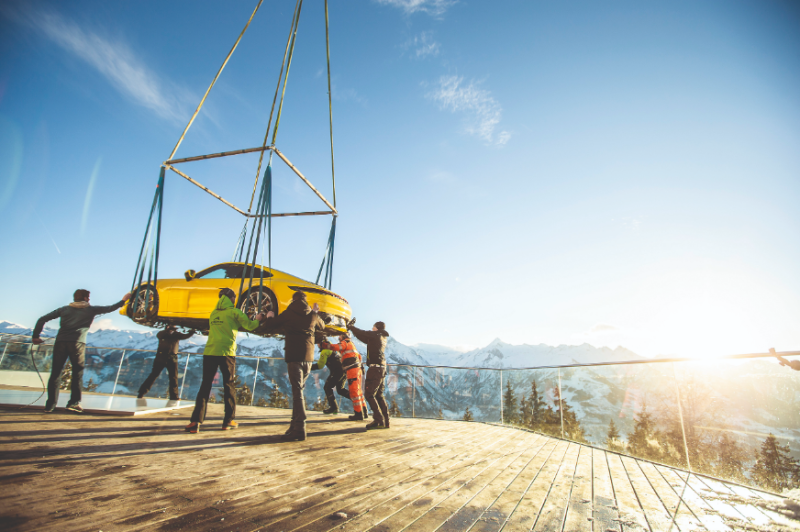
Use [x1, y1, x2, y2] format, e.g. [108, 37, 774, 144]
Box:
[266, 299, 326, 363]
[203, 295, 261, 357]
[33, 300, 125, 344]
[349, 325, 389, 366]
[156, 329, 195, 357]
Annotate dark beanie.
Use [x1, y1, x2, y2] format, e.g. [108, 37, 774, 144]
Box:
[219, 288, 236, 301]
[292, 291, 307, 302]
[374, 321, 386, 331]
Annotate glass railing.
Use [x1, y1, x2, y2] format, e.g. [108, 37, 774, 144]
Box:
[1, 334, 798, 494]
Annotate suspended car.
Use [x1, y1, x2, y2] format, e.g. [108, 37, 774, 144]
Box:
[123, 261, 351, 337]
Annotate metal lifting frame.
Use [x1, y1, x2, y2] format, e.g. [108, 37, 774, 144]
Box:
[162, 145, 337, 218]
[161, 0, 337, 222]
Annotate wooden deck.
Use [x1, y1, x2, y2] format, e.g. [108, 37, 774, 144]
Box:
[0, 405, 796, 532]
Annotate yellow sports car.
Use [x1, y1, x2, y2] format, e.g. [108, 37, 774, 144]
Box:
[122, 262, 351, 337]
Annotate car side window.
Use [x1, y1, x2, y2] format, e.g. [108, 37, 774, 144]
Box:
[196, 267, 226, 279]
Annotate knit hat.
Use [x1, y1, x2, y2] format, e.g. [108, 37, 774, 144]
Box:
[292, 291, 307, 302]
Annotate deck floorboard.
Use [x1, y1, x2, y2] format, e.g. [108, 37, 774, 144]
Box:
[0, 405, 794, 532]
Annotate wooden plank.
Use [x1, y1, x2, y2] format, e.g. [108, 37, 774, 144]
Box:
[591, 448, 621, 532]
[250, 424, 516, 532]
[501, 440, 570, 532]
[562, 445, 594, 532]
[151, 422, 499, 531]
[636, 461, 704, 531]
[653, 465, 730, 532]
[436, 435, 546, 532]
[288, 427, 522, 532]
[670, 471, 750, 526]
[689, 475, 777, 529]
[367, 430, 531, 532]
[605, 452, 649, 532]
[533, 442, 581, 531]
[413, 438, 533, 532]
[466, 438, 557, 532]
[619, 455, 679, 532]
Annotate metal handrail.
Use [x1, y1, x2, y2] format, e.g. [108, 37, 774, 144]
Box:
[1, 333, 796, 371]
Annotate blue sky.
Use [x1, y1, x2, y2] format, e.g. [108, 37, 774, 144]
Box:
[1, 0, 798, 358]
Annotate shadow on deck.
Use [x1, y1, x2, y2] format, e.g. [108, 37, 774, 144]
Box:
[0, 405, 797, 532]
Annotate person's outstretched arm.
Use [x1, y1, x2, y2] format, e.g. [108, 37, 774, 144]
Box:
[90, 293, 131, 316]
[32, 308, 62, 343]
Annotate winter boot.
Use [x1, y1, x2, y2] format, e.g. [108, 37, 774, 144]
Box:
[323, 406, 339, 414]
[348, 411, 365, 421]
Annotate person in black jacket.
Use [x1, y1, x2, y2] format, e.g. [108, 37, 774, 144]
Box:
[348, 320, 391, 430]
[137, 325, 195, 400]
[33, 288, 130, 413]
[264, 291, 327, 441]
[312, 337, 350, 414]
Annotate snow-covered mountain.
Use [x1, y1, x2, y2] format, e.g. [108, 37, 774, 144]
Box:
[0, 320, 641, 368]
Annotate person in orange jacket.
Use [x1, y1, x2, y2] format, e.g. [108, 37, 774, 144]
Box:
[328, 333, 367, 421]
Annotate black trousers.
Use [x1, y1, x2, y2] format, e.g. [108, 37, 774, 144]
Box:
[47, 341, 86, 408]
[138, 352, 180, 399]
[323, 369, 349, 408]
[287, 361, 312, 433]
[191, 356, 236, 423]
[364, 366, 389, 424]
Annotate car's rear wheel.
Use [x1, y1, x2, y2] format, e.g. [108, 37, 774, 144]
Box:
[128, 285, 159, 324]
[238, 287, 277, 320]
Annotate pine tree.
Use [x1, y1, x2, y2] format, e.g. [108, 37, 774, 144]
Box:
[503, 381, 518, 424]
[606, 419, 622, 452]
[267, 380, 289, 408]
[530, 380, 544, 430]
[553, 388, 587, 443]
[437, 408, 444, 420]
[255, 397, 268, 408]
[628, 401, 659, 460]
[463, 406, 474, 422]
[310, 396, 326, 411]
[752, 434, 800, 492]
[389, 399, 403, 417]
[712, 432, 748, 484]
[233, 375, 253, 406]
[519, 394, 531, 427]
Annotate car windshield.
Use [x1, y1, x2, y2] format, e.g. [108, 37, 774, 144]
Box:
[196, 264, 272, 280]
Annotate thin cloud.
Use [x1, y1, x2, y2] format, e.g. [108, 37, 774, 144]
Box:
[426, 75, 511, 146]
[374, 0, 457, 17]
[404, 32, 441, 58]
[6, 4, 189, 124]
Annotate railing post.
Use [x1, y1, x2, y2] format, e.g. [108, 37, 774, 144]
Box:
[499, 369, 504, 424]
[251, 357, 260, 406]
[0, 343, 8, 368]
[412, 366, 416, 418]
[179, 353, 191, 399]
[110, 350, 125, 397]
[558, 368, 564, 439]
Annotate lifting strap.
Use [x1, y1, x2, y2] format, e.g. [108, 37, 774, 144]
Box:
[129, 167, 165, 320]
[237, 164, 273, 310]
[315, 217, 336, 290]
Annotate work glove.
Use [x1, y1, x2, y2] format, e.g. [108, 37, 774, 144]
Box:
[347, 317, 356, 329]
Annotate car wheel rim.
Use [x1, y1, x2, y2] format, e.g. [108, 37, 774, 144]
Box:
[241, 291, 272, 319]
[132, 290, 156, 320]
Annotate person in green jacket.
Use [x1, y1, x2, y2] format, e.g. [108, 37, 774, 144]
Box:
[185, 288, 264, 433]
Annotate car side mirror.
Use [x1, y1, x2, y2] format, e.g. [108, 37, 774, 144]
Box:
[184, 269, 196, 281]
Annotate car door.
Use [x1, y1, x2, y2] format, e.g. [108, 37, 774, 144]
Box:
[185, 265, 236, 318]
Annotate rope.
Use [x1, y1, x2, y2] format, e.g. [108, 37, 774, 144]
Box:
[248, 0, 302, 213]
[315, 217, 336, 289]
[325, 0, 337, 209]
[167, 0, 264, 161]
[130, 168, 165, 323]
[271, 0, 304, 146]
